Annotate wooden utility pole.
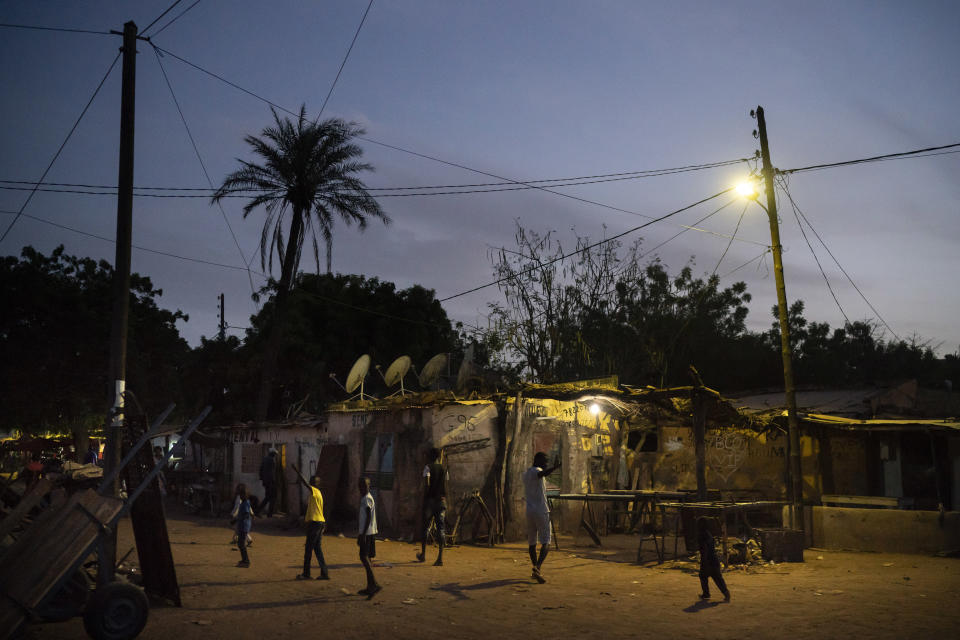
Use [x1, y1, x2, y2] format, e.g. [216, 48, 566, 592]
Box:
[689, 366, 708, 501]
[104, 20, 138, 577]
[755, 105, 804, 530]
[218, 293, 226, 340]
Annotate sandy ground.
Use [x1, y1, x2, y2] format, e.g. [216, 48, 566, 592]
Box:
[30, 504, 960, 640]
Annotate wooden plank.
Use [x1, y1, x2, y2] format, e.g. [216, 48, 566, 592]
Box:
[0, 478, 53, 542]
[821, 494, 899, 507]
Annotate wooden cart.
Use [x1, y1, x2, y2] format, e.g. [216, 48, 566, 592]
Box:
[0, 407, 209, 640]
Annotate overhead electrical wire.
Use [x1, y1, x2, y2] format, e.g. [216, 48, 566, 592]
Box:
[140, 0, 185, 37]
[781, 142, 960, 175]
[777, 178, 900, 341]
[151, 43, 259, 299]
[439, 187, 736, 302]
[0, 22, 113, 36]
[314, 0, 374, 124]
[776, 175, 849, 325]
[0, 209, 262, 274]
[719, 249, 770, 279]
[0, 53, 120, 246]
[147, 0, 201, 38]
[148, 45, 762, 246]
[0, 159, 746, 195]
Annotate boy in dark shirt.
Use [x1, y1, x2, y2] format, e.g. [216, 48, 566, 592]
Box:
[417, 447, 448, 566]
[697, 516, 730, 601]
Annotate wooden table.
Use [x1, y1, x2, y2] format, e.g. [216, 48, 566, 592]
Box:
[656, 500, 787, 566]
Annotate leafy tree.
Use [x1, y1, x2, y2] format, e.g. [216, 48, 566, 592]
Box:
[243, 273, 457, 415]
[0, 246, 189, 442]
[213, 106, 389, 420]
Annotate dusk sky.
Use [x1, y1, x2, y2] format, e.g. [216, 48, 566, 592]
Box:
[2, 1, 958, 362]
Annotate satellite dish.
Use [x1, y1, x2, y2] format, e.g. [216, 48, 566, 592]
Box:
[383, 355, 412, 397]
[384, 356, 412, 388]
[345, 354, 372, 400]
[417, 353, 447, 389]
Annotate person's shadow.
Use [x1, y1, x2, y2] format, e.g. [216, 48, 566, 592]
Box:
[431, 579, 529, 601]
[683, 599, 721, 612]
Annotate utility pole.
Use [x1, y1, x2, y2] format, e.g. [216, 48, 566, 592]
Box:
[218, 293, 226, 340]
[104, 20, 138, 579]
[754, 105, 804, 531]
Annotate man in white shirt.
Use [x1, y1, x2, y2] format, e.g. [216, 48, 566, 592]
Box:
[523, 451, 560, 583]
[357, 476, 381, 598]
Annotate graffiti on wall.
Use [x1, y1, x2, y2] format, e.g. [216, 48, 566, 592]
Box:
[707, 431, 749, 481]
[432, 404, 497, 448]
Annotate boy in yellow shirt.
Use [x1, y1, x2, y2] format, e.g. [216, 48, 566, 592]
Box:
[293, 465, 329, 580]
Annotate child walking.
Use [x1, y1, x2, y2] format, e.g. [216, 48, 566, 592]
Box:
[357, 476, 381, 599]
[232, 483, 252, 567]
[697, 516, 730, 601]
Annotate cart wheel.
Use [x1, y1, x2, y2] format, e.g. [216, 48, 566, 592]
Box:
[38, 568, 93, 622]
[82, 581, 149, 640]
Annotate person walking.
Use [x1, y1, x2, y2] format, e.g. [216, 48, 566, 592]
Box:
[522, 452, 560, 584]
[697, 516, 731, 601]
[357, 476, 381, 599]
[256, 449, 278, 517]
[416, 447, 448, 566]
[293, 464, 329, 580]
[232, 483, 252, 567]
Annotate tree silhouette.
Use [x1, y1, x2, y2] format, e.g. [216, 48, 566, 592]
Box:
[213, 105, 389, 420]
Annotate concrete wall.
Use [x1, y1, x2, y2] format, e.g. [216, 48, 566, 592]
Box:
[808, 506, 960, 554]
[323, 402, 500, 538]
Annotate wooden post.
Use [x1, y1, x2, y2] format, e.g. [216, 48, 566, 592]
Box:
[689, 366, 707, 501]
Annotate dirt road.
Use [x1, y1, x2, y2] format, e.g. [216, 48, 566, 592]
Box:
[32, 506, 960, 640]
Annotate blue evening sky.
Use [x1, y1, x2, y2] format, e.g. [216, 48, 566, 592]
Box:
[1, 1, 958, 363]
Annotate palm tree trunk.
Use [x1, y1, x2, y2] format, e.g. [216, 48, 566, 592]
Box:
[325, 235, 332, 274]
[254, 210, 304, 423]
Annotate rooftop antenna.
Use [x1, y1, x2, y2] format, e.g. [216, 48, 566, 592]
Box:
[415, 353, 447, 390]
[330, 354, 373, 401]
[377, 355, 412, 398]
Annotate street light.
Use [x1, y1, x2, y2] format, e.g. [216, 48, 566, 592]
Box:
[735, 179, 759, 200]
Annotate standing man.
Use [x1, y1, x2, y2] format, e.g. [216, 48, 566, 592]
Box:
[523, 451, 560, 584]
[357, 476, 381, 599]
[416, 447, 448, 566]
[293, 464, 329, 580]
[257, 449, 278, 517]
[84, 443, 99, 466]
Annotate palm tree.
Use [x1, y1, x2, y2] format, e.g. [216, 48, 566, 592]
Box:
[213, 105, 389, 420]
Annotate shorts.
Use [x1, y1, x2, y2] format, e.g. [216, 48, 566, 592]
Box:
[357, 534, 377, 559]
[526, 512, 551, 546]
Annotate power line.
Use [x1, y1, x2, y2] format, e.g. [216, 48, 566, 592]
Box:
[777, 179, 900, 340]
[439, 187, 735, 302]
[0, 208, 264, 275]
[776, 175, 849, 324]
[149, 46, 763, 247]
[141, 0, 185, 37]
[0, 22, 113, 36]
[0, 53, 120, 246]
[781, 142, 960, 175]
[0, 159, 746, 194]
[711, 201, 749, 276]
[314, 0, 374, 124]
[719, 248, 770, 279]
[151, 43, 258, 299]
[148, 0, 202, 38]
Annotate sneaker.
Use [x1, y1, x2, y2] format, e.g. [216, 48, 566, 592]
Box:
[699, 593, 710, 600]
[532, 568, 546, 584]
[296, 574, 311, 580]
[357, 587, 371, 596]
[415, 552, 425, 563]
[237, 561, 250, 568]
[246, 535, 253, 546]
[366, 584, 382, 600]
[433, 558, 443, 567]
[317, 574, 330, 581]
[723, 593, 731, 602]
